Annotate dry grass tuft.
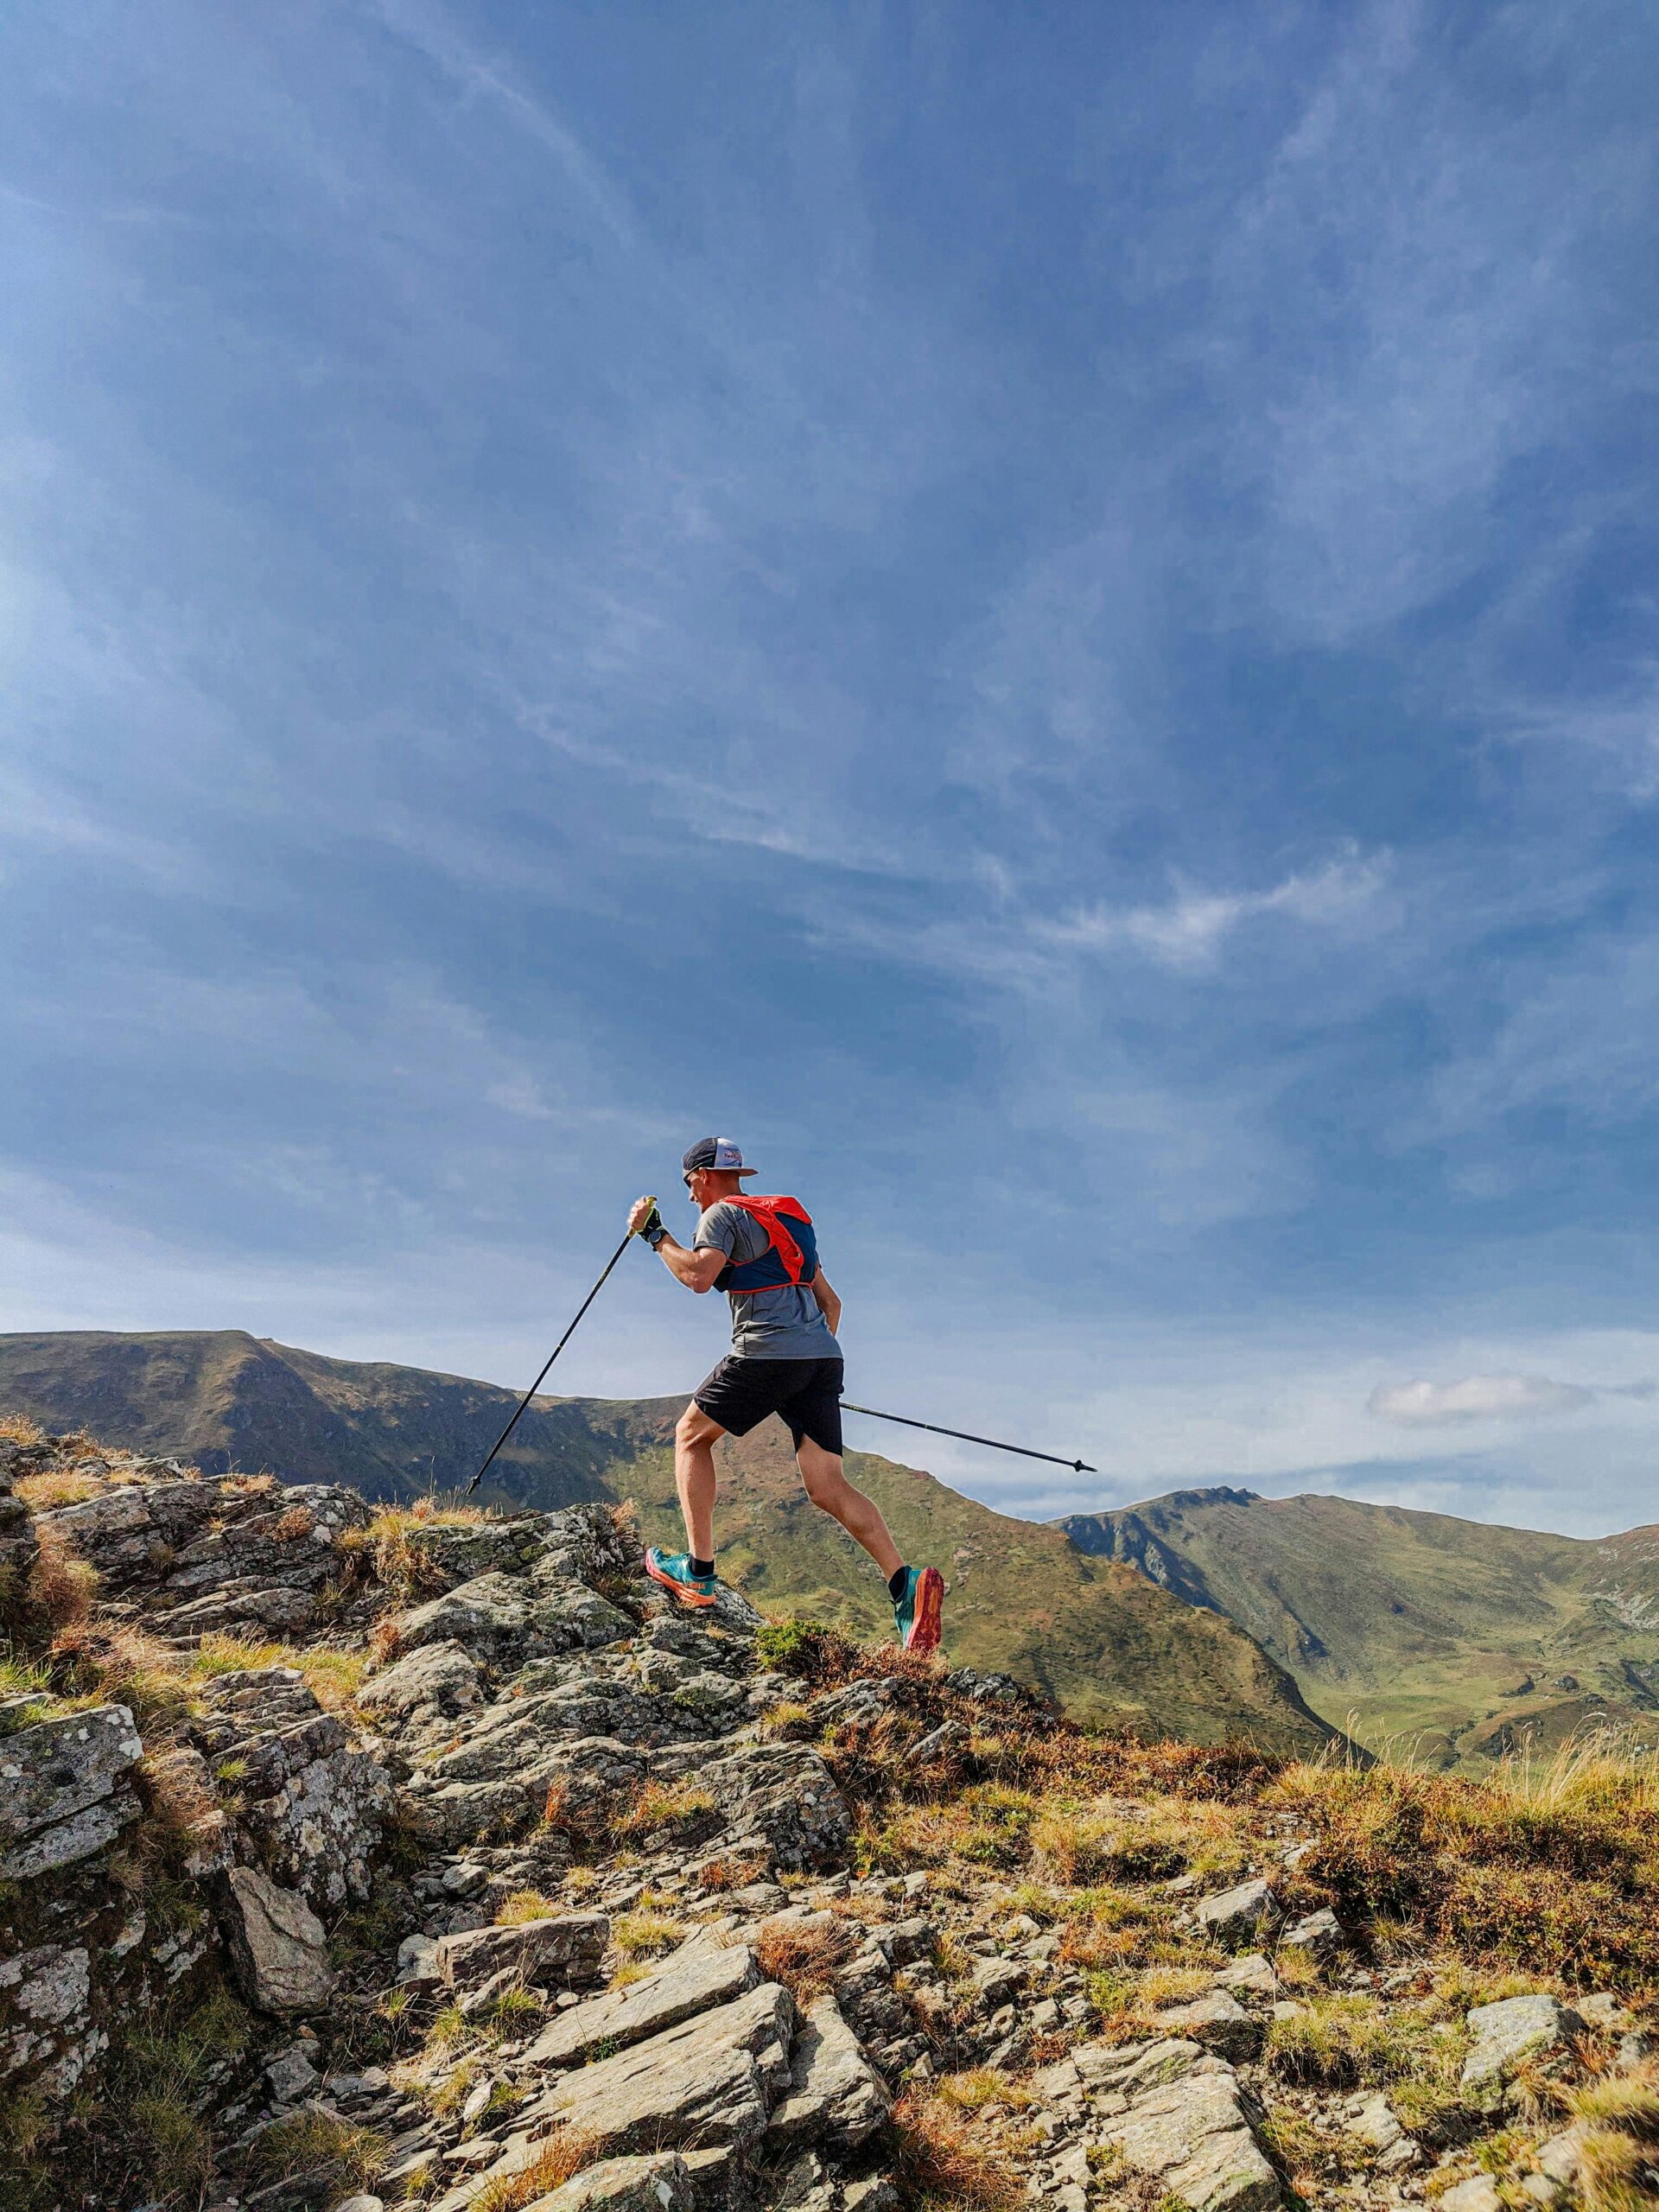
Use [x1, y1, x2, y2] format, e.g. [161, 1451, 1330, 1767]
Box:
[755, 1914, 860, 2005]
[365, 1495, 499, 1593]
[188, 1630, 367, 1708]
[613, 1777, 714, 1841]
[888, 2086, 1026, 2212]
[27, 1525, 99, 1633]
[931, 2069, 1035, 2114]
[0, 1413, 46, 1446]
[1567, 2063, 1659, 2209]
[14, 1470, 101, 1511]
[470, 2126, 604, 2212]
[496, 1888, 560, 1926]
[269, 1504, 313, 1541]
[611, 1909, 683, 1959]
[245, 2107, 389, 2190]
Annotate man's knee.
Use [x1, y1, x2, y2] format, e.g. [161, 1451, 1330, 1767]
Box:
[798, 1445, 846, 1506]
[677, 1403, 723, 1448]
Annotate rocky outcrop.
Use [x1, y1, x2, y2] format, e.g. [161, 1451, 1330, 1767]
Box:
[1, 1425, 1651, 2212]
[188, 1663, 392, 1905]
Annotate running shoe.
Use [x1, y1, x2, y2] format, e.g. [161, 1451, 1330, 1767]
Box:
[893, 1564, 945, 1654]
[644, 1547, 718, 1610]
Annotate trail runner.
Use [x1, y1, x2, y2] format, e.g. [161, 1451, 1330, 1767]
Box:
[628, 1137, 945, 1653]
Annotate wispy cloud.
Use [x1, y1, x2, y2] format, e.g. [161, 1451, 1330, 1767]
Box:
[1044, 844, 1390, 972]
[1369, 1373, 1595, 1427]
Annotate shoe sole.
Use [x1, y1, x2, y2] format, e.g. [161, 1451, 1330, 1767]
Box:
[644, 1553, 717, 1610]
[902, 1566, 945, 1654]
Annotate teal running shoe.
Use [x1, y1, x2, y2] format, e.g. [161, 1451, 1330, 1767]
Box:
[893, 1565, 945, 1654]
[645, 1547, 717, 1611]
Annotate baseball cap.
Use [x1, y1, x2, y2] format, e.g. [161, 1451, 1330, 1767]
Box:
[682, 1136, 758, 1177]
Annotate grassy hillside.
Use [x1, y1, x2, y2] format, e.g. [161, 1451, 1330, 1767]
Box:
[1059, 1487, 1659, 1766]
[0, 1330, 1333, 1751]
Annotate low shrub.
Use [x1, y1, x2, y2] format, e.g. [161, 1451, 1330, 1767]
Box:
[755, 1618, 860, 1686]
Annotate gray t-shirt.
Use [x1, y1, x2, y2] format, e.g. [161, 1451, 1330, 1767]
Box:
[693, 1201, 842, 1360]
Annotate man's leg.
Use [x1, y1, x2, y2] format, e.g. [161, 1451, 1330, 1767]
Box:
[674, 1400, 727, 1563]
[795, 1439, 904, 1580]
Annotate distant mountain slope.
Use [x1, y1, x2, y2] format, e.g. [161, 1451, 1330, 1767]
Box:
[1058, 1487, 1659, 1765]
[0, 1330, 1333, 1752]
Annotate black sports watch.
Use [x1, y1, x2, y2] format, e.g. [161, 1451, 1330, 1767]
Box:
[644, 1219, 668, 1249]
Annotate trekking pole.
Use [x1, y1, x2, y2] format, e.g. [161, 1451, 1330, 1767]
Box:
[841, 1402, 1096, 1474]
[466, 1202, 656, 1494]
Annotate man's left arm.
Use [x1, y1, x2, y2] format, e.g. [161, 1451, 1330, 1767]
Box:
[810, 1268, 842, 1335]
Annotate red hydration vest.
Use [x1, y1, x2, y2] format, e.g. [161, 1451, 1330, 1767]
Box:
[715, 1195, 820, 1296]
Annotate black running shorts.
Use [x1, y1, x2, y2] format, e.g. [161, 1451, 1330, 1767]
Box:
[693, 1355, 844, 1454]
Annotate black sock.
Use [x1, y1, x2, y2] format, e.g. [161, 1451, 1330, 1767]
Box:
[690, 1555, 715, 1580]
[887, 1567, 909, 1604]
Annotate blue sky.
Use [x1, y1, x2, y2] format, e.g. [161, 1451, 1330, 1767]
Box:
[4, 2, 1659, 1535]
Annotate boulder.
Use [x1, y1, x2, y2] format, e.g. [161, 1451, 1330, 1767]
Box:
[525, 1982, 796, 2152]
[1154, 1991, 1262, 2062]
[525, 1938, 759, 2067]
[1100, 2067, 1281, 2212]
[397, 1516, 549, 1589]
[435, 1912, 609, 1996]
[357, 1639, 483, 1724]
[189, 1668, 393, 1905]
[0, 1703, 143, 1878]
[401, 1729, 653, 1852]
[220, 1866, 336, 2015]
[1216, 1954, 1278, 1999]
[29, 1482, 214, 1589]
[524, 2152, 696, 2212]
[1440, 2180, 1503, 2212]
[1194, 1879, 1281, 1948]
[391, 1571, 630, 1670]
[766, 1994, 892, 2153]
[667, 1742, 850, 1872]
[1461, 1994, 1583, 2108]
[1280, 1907, 1343, 1958]
[1073, 2036, 1206, 2097]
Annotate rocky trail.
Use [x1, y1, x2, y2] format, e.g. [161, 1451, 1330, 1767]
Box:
[2, 1427, 1657, 2212]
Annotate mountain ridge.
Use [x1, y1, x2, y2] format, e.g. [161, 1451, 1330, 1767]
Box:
[1058, 1486, 1659, 1765]
[0, 1328, 1334, 1751]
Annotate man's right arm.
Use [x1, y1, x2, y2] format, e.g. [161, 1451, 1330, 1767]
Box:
[627, 1196, 727, 1293]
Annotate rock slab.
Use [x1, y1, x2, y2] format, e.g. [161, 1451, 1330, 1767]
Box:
[1461, 1994, 1582, 2107]
[0, 1704, 143, 1878]
[528, 1982, 796, 2152]
[766, 1994, 892, 2154]
[1101, 2067, 1281, 2212]
[525, 1937, 758, 2067]
[221, 1866, 337, 2015]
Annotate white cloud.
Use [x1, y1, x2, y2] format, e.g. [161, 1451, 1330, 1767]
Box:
[1368, 1374, 1594, 1427]
[1046, 844, 1389, 971]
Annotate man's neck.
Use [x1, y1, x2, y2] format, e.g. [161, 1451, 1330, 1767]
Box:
[700, 1172, 747, 1211]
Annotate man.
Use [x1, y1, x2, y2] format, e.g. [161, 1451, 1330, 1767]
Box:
[627, 1138, 944, 1653]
